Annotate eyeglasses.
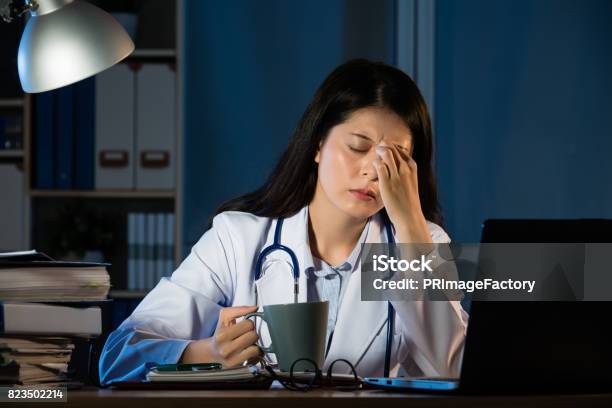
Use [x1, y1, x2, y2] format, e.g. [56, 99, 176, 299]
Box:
[259, 358, 361, 391]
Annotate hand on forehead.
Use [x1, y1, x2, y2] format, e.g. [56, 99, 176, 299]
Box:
[343, 107, 413, 153]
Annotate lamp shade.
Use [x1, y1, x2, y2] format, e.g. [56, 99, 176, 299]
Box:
[18, 0, 134, 93]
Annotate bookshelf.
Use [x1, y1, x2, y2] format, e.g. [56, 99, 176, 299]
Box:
[0, 149, 24, 158]
[0, 0, 184, 300]
[0, 98, 24, 108]
[108, 290, 149, 299]
[130, 48, 176, 58]
[30, 190, 176, 199]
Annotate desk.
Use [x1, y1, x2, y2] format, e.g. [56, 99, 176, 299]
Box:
[40, 386, 612, 408]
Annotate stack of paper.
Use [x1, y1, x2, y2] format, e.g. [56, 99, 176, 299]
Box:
[0, 266, 109, 301]
[0, 251, 110, 301]
[0, 337, 74, 385]
[0, 250, 109, 386]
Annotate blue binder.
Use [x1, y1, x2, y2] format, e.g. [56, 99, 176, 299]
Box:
[74, 78, 95, 190]
[35, 91, 55, 189]
[55, 86, 74, 189]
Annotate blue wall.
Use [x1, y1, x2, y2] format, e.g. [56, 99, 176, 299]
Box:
[182, 0, 394, 254]
[435, 0, 612, 241]
[183, 0, 612, 251]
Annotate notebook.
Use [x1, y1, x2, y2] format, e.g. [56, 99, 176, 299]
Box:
[147, 365, 260, 382]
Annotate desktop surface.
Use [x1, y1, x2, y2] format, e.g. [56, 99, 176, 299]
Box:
[53, 386, 612, 408]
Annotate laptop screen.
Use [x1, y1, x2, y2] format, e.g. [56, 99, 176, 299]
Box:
[458, 219, 612, 393]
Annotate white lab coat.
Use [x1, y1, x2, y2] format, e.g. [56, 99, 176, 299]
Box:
[98, 206, 468, 385]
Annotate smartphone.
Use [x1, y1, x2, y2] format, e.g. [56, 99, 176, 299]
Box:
[154, 362, 222, 372]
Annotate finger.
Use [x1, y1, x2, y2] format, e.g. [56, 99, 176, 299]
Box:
[219, 306, 258, 327]
[391, 145, 410, 172]
[216, 319, 255, 343]
[395, 145, 411, 163]
[373, 158, 390, 181]
[395, 146, 416, 174]
[224, 345, 263, 368]
[373, 160, 390, 199]
[245, 356, 262, 366]
[406, 154, 417, 171]
[218, 330, 259, 360]
[376, 146, 398, 178]
[388, 145, 405, 172]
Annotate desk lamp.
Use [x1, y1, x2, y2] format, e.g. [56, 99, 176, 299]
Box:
[1, 0, 134, 93]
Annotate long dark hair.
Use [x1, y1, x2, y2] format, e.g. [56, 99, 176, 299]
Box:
[212, 59, 442, 226]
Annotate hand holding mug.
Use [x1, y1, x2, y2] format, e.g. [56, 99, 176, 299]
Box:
[180, 305, 262, 367]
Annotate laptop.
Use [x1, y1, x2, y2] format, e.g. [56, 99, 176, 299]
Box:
[365, 219, 612, 393]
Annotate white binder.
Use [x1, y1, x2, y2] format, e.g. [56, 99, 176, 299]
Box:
[135, 64, 176, 190]
[95, 64, 135, 189]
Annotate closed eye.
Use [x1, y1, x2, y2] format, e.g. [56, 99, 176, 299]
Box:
[348, 145, 369, 153]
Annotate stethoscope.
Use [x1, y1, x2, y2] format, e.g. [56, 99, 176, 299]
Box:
[253, 213, 396, 378]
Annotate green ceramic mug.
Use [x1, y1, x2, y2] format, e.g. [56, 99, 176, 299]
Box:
[246, 301, 329, 372]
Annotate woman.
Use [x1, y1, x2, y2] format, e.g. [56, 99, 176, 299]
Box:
[99, 59, 468, 385]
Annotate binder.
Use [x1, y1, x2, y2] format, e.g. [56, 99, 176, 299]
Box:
[35, 91, 55, 189]
[135, 64, 176, 190]
[74, 77, 96, 190]
[95, 64, 135, 189]
[136, 213, 146, 290]
[127, 213, 137, 290]
[55, 86, 74, 189]
[0, 302, 102, 336]
[146, 213, 156, 289]
[155, 213, 165, 285]
[165, 213, 174, 277]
